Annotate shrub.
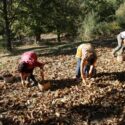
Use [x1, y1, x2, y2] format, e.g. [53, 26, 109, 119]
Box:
[116, 2, 125, 27]
[94, 21, 120, 36]
[78, 11, 98, 41]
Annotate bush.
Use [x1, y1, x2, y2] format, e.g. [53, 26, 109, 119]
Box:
[78, 11, 98, 41]
[94, 21, 120, 36]
[116, 2, 125, 27]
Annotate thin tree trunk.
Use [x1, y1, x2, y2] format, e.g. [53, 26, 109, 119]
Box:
[57, 30, 61, 43]
[3, 0, 12, 51]
[35, 34, 41, 44]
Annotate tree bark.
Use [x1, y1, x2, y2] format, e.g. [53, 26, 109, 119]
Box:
[35, 34, 41, 44]
[57, 30, 61, 43]
[3, 0, 12, 51]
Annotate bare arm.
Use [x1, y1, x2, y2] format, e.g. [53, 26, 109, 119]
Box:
[89, 59, 97, 77]
[80, 58, 87, 83]
[89, 65, 94, 76]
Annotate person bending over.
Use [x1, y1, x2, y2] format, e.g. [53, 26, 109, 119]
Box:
[112, 31, 125, 57]
[18, 51, 44, 87]
[75, 43, 97, 84]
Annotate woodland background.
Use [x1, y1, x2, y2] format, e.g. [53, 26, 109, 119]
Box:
[0, 0, 125, 125]
[0, 0, 125, 51]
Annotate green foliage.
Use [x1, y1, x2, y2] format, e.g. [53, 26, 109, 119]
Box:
[0, 0, 125, 48]
[43, 0, 81, 40]
[78, 11, 98, 40]
[11, 20, 31, 38]
[116, 2, 125, 27]
[80, 0, 117, 21]
[94, 21, 120, 36]
[21, 0, 81, 42]
[0, 37, 6, 51]
[78, 0, 124, 39]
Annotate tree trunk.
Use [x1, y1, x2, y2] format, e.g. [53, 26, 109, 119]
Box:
[3, 0, 12, 51]
[57, 30, 61, 43]
[35, 34, 41, 44]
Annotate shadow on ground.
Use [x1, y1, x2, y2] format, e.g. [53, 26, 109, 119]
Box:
[92, 38, 117, 49]
[96, 71, 125, 83]
[1, 89, 125, 125]
[0, 41, 82, 57]
[40, 78, 80, 91]
[0, 38, 117, 58]
[69, 87, 125, 124]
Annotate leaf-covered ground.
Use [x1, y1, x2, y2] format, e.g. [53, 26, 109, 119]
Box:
[0, 39, 125, 125]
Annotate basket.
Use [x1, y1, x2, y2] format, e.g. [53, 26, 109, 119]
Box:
[3, 75, 14, 83]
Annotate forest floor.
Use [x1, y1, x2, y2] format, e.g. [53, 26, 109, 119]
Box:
[0, 38, 125, 125]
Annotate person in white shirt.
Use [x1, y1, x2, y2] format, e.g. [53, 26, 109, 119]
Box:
[112, 31, 125, 57]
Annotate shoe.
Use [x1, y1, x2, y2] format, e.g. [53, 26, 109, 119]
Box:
[75, 77, 81, 82]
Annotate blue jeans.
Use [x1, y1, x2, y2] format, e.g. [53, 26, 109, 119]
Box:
[76, 58, 96, 78]
[76, 58, 81, 78]
[84, 64, 96, 77]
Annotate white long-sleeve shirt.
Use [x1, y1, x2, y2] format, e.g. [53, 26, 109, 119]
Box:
[120, 31, 125, 39]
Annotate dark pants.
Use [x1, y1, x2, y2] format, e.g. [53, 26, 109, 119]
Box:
[27, 74, 38, 85]
[18, 62, 38, 85]
[76, 58, 96, 78]
[84, 64, 96, 77]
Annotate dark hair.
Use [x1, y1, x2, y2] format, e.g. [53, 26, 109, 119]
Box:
[86, 52, 97, 65]
[18, 62, 33, 73]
